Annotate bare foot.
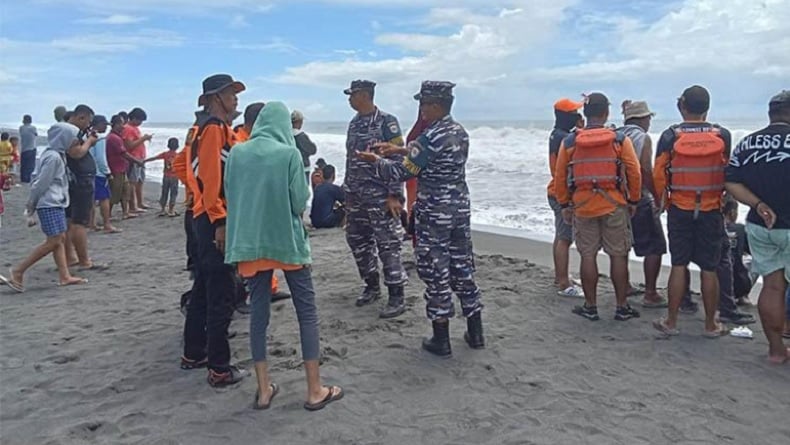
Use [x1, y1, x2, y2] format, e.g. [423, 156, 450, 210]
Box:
[123, 214, 138, 220]
[59, 277, 88, 287]
[103, 226, 123, 234]
[10, 268, 23, 286]
[768, 347, 790, 365]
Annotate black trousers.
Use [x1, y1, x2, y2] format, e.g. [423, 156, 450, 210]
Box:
[183, 213, 235, 372]
[184, 209, 198, 271]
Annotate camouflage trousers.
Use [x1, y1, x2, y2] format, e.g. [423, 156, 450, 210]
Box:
[345, 197, 407, 286]
[414, 204, 482, 321]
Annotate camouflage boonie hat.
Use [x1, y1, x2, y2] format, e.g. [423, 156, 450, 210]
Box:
[344, 80, 376, 95]
[414, 81, 456, 100]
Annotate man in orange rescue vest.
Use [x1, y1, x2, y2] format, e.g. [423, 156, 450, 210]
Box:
[555, 92, 642, 322]
[182, 74, 249, 387]
[652, 85, 731, 338]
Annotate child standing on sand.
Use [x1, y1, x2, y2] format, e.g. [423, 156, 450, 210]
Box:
[144, 137, 180, 217]
[0, 132, 13, 191]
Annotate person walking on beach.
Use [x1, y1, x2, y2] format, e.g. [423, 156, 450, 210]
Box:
[19, 114, 38, 183]
[548, 98, 585, 299]
[343, 79, 408, 317]
[359, 81, 485, 356]
[123, 108, 152, 214]
[617, 100, 668, 308]
[225, 101, 344, 411]
[291, 110, 317, 185]
[725, 90, 790, 363]
[64, 106, 108, 271]
[0, 123, 87, 292]
[653, 85, 731, 338]
[554, 92, 643, 322]
[182, 74, 249, 386]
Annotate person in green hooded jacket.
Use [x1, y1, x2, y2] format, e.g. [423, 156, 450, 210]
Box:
[224, 101, 344, 411]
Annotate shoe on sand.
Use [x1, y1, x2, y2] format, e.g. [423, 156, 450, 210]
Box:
[558, 285, 584, 298]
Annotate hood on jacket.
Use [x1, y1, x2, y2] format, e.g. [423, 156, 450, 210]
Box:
[250, 101, 296, 147]
[47, 122, 80, 153]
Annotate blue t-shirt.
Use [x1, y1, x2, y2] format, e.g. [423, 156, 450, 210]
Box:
[310, 182, 345, 227]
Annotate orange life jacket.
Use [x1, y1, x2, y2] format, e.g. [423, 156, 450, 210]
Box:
[666, 125, 726, 216]
[565, 128, 627, 207]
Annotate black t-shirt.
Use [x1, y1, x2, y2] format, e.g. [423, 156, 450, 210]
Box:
[725, 123, 790, 229]
[310, 182, 345, 226]
[66, 137, 97, 178]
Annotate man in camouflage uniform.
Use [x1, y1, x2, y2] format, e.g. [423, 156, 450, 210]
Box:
[343, 79, 408, 318]
[359, 81, 484, 357]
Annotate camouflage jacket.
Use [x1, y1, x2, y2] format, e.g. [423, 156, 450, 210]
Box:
[344, 108, 404, 201]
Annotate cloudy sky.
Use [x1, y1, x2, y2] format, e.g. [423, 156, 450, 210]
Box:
[0, 0, 787, 124]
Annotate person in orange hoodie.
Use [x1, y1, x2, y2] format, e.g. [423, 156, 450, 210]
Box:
[555, 92, 642, 322]
[652, 85, 732, 338]
[181, 74, 249, 387]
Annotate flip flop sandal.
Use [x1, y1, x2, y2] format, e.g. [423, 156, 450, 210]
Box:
[180, 356, 208, 370]
[253, 383, 280, 410]
[0, 270, 24, 293]
[79, 262, 111, 271]
[58, 278, 88, 287]
[641, 298, 669, 308]
[702, 325, 730, 338]
[304, 386, 344, 411]
[652, 318, 679, 336]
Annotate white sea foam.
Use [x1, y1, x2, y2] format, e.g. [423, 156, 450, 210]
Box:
[136, 120, 760, 238]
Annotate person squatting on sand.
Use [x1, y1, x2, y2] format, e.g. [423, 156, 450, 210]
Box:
[359, 81, 485, 357]
[181, 74, 249, 386]
[725, 89, 790, 364]
[652, 85, 731, 338]
[554, 92, 643, 322]
[547, 98, 585, 299]
[224, 101, 344, 411]
[343, 79, 409, 318]
[1, 123, 87, 292]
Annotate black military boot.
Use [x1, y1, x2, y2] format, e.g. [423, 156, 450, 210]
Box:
[379, 285, 406, 319]
[355, 274, 381, 307]
[422, 320, 452, 357]
[463, 312, 485, 349]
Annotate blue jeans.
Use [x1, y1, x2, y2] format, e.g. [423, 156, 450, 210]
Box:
[249, 267, 320, 362]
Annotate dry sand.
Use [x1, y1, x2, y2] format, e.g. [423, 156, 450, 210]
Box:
[1, 182, 788, 445]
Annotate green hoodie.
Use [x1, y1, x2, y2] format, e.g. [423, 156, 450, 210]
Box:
[224, 102, 312, 266]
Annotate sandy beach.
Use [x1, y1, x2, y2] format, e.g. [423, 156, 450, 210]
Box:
[1, 182, 788, 445]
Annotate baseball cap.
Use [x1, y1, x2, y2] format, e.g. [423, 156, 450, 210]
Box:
[554, 98, 584, 113]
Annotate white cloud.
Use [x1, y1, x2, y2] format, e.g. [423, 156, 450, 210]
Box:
[231, 38, 299, 53]
[51, 30, 184, 53]
[229, 14, 249, 28]
[75, 14, 147, 25]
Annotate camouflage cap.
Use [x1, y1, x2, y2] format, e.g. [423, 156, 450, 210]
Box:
[344, 79, 376, 95]
[414, 81, 456, 101]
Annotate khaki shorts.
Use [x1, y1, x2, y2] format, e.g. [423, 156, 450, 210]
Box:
[574, 206, 632, 257]
[109, 173, 129, 205]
